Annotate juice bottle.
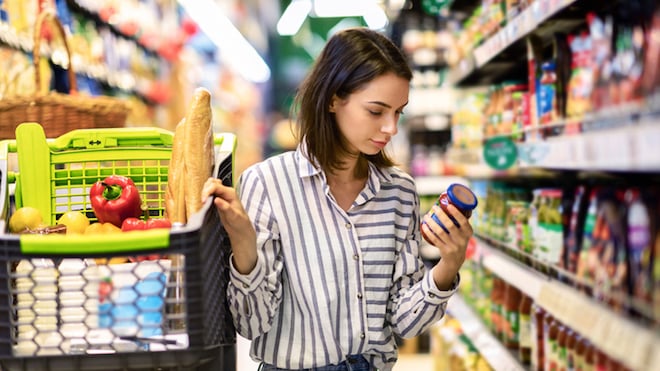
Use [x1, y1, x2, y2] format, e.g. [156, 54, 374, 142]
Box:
[531, 303, 546, 371]
[519, 294, 533, 365]
[503, 284, 522, 349]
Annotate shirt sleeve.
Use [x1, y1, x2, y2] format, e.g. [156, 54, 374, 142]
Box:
[226, 168, 284, 340]
[387, 191, 459, 339]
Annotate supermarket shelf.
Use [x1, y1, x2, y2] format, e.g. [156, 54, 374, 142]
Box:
[517, 117, 660, 172]
[447, 294, 526, 371]
[475, 237, 660, 371]
[0, 22, 158, 103]
[471, 0, 578, 67]
[414, 175, 469, 196]
[476, 238, 548, 300]
[447, 0, 585, 86]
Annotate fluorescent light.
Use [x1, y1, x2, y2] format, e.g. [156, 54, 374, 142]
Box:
[312, 0, 370, 17]
[362, 4, 389, 30]
[178, 0, 271, 83]
[277, 0, 312, 36]
[277, 0, 389, 36]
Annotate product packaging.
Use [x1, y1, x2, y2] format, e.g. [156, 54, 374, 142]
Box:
[421, 183, 478, 244]
[566, 31, 594, 119]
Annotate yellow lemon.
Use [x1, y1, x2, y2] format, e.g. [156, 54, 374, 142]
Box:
[57, 211, 90, 235]
[8, 207, 43, 233]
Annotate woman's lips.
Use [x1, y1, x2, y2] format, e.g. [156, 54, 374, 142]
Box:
[371, 139, 388, 149]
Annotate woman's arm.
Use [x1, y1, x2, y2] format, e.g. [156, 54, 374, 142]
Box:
[202, 171, 284, 339]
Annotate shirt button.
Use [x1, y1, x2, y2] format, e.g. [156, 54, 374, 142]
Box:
[360, 333, 365, 339]
[242, 283, 249, 289]
[353, 254, 359, 261]
[429, 293, 435, 298]
[357, 293, 363, 299]
[345, 223, 351, 229]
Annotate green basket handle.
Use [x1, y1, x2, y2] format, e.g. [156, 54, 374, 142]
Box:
[49, 126, 175, 150]
[19, 228, 170, 255]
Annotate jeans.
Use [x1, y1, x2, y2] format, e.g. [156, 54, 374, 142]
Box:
[259, 355, 372, 371]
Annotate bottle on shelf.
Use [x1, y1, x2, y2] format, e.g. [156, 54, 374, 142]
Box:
[519, 294, 533, 366]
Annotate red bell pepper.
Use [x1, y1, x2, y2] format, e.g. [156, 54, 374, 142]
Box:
[121, 217, 172, 231]
[90, 175, 143, 227]
[121, 217, 171, 262]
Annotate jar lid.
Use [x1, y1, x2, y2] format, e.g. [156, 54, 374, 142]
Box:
[447, 183, 478, 211]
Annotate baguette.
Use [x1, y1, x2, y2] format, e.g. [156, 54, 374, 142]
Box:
[165, 118, 187, 224]
[183, 87, 214, 220]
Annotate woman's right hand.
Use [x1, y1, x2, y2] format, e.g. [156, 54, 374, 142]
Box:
[202, 177, 258, 274]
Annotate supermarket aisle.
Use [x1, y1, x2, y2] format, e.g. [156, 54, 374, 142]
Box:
[237, 335, 260, 370]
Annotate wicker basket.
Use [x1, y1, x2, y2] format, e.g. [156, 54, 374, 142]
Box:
[0, 10, 129, 140]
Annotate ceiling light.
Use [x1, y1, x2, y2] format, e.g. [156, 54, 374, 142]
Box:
[277, 0, 312, 36]
[178, 0, 271, 83]
[277, 0, 389, 36]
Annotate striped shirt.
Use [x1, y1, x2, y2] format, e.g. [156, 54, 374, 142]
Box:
[227, 148, 458, 371]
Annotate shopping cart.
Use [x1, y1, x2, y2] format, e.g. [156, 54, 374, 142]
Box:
[0, 123, 237, 370]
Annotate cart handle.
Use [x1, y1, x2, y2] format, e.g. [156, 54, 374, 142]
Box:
[19, 228, 169, 255]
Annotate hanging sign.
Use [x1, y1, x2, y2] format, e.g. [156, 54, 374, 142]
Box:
[483, 137, 518, 170]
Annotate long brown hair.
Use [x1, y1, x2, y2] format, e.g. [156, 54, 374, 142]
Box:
[292, 27, 412, 174]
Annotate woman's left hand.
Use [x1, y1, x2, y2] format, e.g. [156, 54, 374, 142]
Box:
[421, 204, 473, 290]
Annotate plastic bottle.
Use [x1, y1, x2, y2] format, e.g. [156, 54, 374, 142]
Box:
[421, 183, 478, 244]
[503, 284, 522, 349]
[531, 303, 545, 371]
[518, 294, 533, 365]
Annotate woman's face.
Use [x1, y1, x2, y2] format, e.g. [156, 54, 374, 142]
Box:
[330, 72, 409, 157]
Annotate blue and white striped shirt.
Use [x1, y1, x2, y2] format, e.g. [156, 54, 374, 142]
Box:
[227, 148, 458, 370]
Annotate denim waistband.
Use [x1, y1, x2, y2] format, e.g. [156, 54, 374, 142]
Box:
[258, 354, 372, 371]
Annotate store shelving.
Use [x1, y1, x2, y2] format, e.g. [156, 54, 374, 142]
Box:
[446, 294, 526, 371]
[516, 108, 660, 172]
[446, 0, 595, 86]
[474, 236, 660, 371]
[415, 175, 469, 196]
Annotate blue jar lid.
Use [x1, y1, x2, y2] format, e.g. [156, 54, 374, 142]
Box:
[446, 184, 478, 211]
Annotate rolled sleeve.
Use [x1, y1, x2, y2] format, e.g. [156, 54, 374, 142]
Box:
[229, 250, 267, 294]
[423, 270, 460, 305]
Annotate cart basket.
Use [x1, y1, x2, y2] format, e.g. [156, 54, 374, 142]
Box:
[0, 123, 237, 370]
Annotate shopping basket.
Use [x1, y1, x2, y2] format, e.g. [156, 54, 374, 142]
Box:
[0, 123, 236, 370]
[0, 10, 129, 140]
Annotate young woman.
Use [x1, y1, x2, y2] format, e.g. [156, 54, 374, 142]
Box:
[202, 27, 473, 371]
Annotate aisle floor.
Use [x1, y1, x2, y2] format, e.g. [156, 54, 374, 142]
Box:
[237, 336, 434, 371]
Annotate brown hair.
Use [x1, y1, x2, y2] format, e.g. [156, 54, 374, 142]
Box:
[292, 27, 412, 173]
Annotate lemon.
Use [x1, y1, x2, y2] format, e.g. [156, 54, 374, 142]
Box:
[9, 207, 44, 233]
[57, 211, 90, 235]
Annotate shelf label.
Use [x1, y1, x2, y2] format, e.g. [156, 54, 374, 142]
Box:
[483, 137, 518, 170]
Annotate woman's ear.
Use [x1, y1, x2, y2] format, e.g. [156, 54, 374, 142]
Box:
[329, 95, 339, 113]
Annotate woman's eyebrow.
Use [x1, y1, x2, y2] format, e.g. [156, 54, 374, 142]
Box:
[367, 101, 409, 109]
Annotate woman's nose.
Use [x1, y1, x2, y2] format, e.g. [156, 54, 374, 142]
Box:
[382, 117, 398, 135]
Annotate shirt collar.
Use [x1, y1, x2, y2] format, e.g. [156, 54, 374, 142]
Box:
[295, 145, 393, 185]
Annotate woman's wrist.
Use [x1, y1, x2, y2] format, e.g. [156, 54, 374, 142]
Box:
[432, 259, 460, 291]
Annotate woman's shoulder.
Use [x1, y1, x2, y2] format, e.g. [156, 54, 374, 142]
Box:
[241, 151, 298, 178]
[378, 165, 416, 191]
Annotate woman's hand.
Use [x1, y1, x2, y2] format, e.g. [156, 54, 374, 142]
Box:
[421, 204, 474, 290]
[202, 178, 257, 274]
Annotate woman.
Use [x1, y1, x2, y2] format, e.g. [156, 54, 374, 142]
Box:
[202, 27, 473, 371]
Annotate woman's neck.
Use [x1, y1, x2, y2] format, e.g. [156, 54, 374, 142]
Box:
[328, 155, 368, 182]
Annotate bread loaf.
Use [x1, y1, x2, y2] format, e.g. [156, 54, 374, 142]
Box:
[165, 118, 187, 223]
[183, 87, 214, 220]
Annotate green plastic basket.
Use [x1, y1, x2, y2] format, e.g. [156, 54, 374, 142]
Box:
[0, 122, 238, 370]
[0, 122, 236, 255]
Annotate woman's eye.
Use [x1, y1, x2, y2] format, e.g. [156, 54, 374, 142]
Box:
[368, 110, 383, 116]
